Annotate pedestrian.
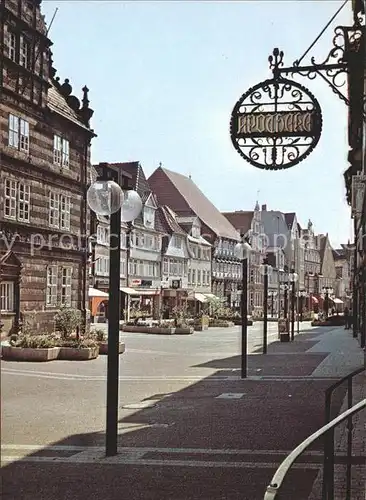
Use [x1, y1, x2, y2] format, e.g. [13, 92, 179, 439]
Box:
[344, 307, 349, 329]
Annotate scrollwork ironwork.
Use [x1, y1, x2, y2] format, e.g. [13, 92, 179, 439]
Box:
[268, 22, 364, 114]
[230, 78, 322, 171]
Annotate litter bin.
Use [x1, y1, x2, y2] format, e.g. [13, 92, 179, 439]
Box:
[278, 318, 290, 342]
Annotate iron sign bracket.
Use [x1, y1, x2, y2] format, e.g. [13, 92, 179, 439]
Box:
[268, 22, 365, 118]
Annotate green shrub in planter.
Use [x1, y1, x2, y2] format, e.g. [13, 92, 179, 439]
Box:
[91, 329, 107, 342]
[58, 337, 98, 349]
[54, 307, 82, 339]
[10, 334, 58, 348]
[3, 333, 60, 361]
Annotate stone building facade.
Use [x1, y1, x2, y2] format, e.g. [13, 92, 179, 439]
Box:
[148, 166, 240, 306]
[0, 0, 95, 335]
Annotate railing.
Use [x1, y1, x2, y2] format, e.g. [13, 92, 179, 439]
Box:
[263, 399, 366, 500]
[322, 366, 365, 500]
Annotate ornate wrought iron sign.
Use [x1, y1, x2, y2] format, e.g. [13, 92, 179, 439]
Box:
[230, 76, 323, 170]
[230, 13, 365, 170]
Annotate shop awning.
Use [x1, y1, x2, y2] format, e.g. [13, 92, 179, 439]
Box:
[139, 289, 160, 296]
[89, 287, 108, 298]
[88, 288, 109, 316]
[332, 298, 344, 304]
[194, 293, 208, 303]
[311, 296, 319, 304]
[204, 293, 220, 301]
[120, 287, 140, 295]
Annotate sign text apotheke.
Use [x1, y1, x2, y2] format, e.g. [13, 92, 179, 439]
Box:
[230, 77, 323, 170]
[237, 110, 315, 137]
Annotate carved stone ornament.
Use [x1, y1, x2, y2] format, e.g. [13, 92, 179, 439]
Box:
[230, 77, 323, 170]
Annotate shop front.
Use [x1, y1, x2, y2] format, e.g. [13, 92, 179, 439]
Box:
[126, 279, 160, 320]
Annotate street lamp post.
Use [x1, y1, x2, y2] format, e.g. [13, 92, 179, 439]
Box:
[234, 235, 252, 379]
[87, 168, 142, 458]
[289, 270, 298, 341]
[322, 286, 334, 319]
[262, 258, 270, 355]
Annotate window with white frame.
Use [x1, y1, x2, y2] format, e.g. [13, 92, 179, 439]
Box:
[192, 269, 196, 284]
[192, 224, 200, 238]
[7, 30, 17, 61]
[143, 206, 155, 228]
[4, 179, 30, 222]
[188, 269, 191, 284]
[8, 114, 29, 152]
[60, 195, 70, 230]
[19, 35, 30, 69]
[53, 135, 69, 168]
[46, 266, 58, 306]
[197, 270, 201, 285]
[49, 192, 59, 227]
[163, 258, 169, 274]
[97, 226, 109, 245]
[206, 271, 210, 284]
[96, 256, 109, 276]
[0, 281, 14, 312]
[49, 193, 71, 229]
[61, 267, 72, 306]
[172, 235, 182, 249]
[177, 260, 183, 276]
[18, 182, 30, 222]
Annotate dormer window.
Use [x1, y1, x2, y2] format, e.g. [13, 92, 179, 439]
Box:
[192, 225, 200, 238]
[143, 206, 155, 228]
[172, 235, 182, 249]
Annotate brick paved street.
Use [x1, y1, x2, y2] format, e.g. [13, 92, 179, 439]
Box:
[1, 323, 365, 500]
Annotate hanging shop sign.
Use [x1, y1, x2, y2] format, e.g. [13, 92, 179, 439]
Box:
[351, 175, 366, 218]
[230, 77, 323, 170]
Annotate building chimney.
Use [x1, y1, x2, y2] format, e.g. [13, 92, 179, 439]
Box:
[261, 204, 267, 211]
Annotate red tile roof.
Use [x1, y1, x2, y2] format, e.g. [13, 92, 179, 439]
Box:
[148, 167, 240, 241]
[222, 211, 253, 236]
[158, 205, 187, 235]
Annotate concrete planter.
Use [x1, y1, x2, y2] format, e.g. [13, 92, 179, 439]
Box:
[122, 326, 175, 335]
[98, 342, 125, 355]
[2, 346, 60, 362]
[58, 346, 99, 360]
[174, 327, 194, 335]
[209, 321, 235, 328]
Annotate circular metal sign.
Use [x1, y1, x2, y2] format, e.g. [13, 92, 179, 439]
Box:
[230, 77, 323, 170]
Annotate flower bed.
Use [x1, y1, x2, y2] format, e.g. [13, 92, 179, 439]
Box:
[2, 334, 60, 362]
[209, 320, 234, 328]
[91, 329, 125, 354]
[121, 325, 193, 335]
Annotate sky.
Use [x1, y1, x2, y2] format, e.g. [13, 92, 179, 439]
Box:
[41, 0, 355, 247]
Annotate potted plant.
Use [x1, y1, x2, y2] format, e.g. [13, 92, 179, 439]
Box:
[2, 333, 60, 362]
[54, 307, 99, 360]
[172, 305, 194, 334]
[91, 329, 125, 355]
[57, 337, 99, 360]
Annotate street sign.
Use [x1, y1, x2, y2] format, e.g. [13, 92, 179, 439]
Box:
[171, 279, 181, 289]
[230, 78, 322, 170]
